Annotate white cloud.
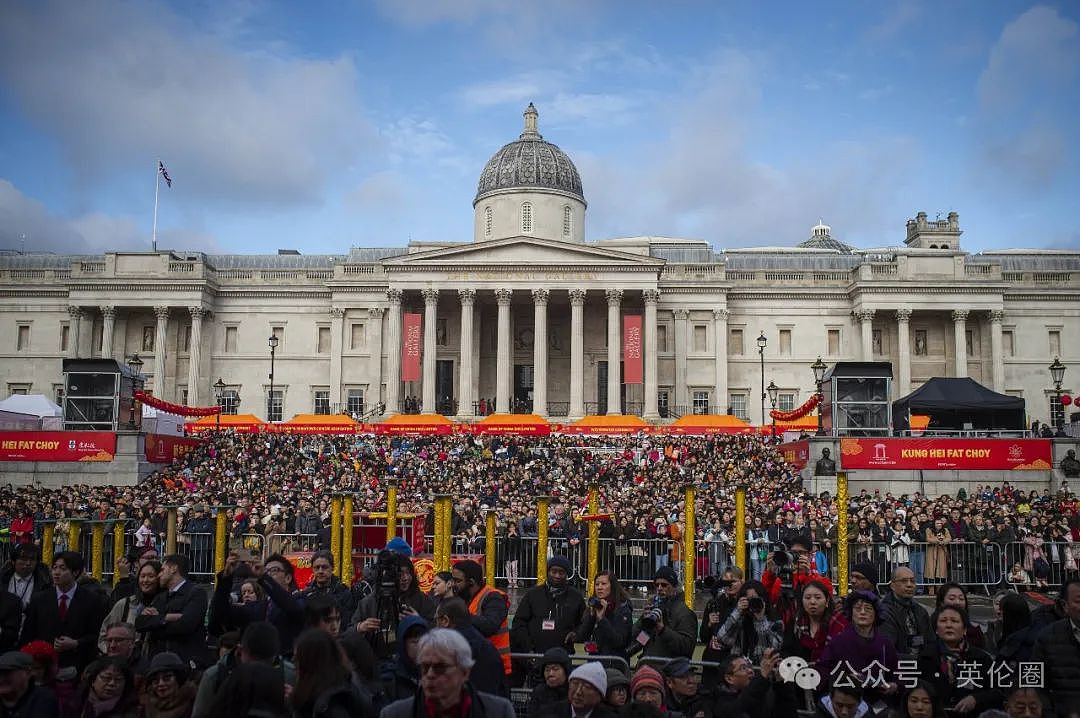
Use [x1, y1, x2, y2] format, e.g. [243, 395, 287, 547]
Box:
[344, 171, 407, 211]
[0, 1, 373, 207]
[0, 178, 219, 254]
[977, 5, 1079, 109]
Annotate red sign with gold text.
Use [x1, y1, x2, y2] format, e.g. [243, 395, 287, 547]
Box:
[778, 440, 810, 470]
[401, 313, 422, 382]
[839, 438, 1052, 471]
[144, 433, 203, 463]
[0, 431, 116, 462]
[623, 315, 643, 384]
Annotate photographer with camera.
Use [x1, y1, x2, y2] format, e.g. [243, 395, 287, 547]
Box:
[576, 571, 633, 660]
[351, 550, 435, 660]
[629, 567, 697, 659]
[760, 534, 821, 625]
[714, 580, 782, 665]
[698, 566, 743, 684]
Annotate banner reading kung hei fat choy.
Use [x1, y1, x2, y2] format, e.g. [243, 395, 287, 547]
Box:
[401, 312, 422, 382]
[839, 437, 1053, 471]
[623, 315, 643, 384]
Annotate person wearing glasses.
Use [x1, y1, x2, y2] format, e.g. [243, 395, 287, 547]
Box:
[629, 567, 697, 659]
[380, 628, 515, 718]
[140, 652, 196, 718]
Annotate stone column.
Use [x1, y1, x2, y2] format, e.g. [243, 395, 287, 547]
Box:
[153, 306, 169, 399]
[368, 307, 385, 412]
[989, 310, 1005, 392]
[495, 289, 513, 414]
[857, 309, 875, 360]
[713, 308, 729, 414]
[896, 309, 912, 398]
[532, 288, 549, 416]
[67, 306, 82, 358]
[952, 309, 969, 377]
[643, 290, 660, 420]
[329, 308, 345, 410]
[674, 309, 689, 410]
[421, 289, 439, 414]
[385, 289, 403, 414]
[568, 289, 586, 419]
[187, 307, 205, 405]
[100, 306, 116, 359]
[605, 289, 623, 415]
[457, 290, 475, 417]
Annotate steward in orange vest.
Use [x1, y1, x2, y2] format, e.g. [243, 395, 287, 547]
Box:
[453, 559, 511, 674]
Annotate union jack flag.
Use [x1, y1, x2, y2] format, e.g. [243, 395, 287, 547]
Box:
[158, 161, 172, 188]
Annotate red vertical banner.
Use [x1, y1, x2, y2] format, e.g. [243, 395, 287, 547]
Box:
[401, 313, 422, 382]
[623, 314, 643, 384]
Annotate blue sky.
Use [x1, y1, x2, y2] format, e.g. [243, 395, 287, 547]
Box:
[0, 1, 1077, 256]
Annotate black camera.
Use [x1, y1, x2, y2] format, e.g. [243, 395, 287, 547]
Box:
[748, 596, 765, 615]
[772, 549, 795, 590]
[588, 597, 603, 609]
[639, 597, 663, 633]
[701, 575, 733, 597]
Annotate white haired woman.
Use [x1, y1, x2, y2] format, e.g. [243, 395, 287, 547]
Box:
[379, 628, 516, 718]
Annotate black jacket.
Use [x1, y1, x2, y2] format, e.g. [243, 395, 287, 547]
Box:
[576, 600, 633, 659]
[455, 623, 508, 698]
[533, 700, 617, 718]
[208, 572, 305, 655]
[1032, 617, 1080, 717]
[0, 590, 22, 654]
[302, 576, 356, 633]
[916, 640, 1001, 715]
[134, 578, 210, 668]
[295, 681, 367, 718]
[711, 677, 774, 718]
[0, 683, 58, 718]
[632, 592, 698, 659]
[510, 584, 586, 655]
[879, 590, 933, 660]
[19, 584, 107, 673]
[0, 562, 51, 604]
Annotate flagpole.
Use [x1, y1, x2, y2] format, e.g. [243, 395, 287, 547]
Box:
[151, 159, 160, 253]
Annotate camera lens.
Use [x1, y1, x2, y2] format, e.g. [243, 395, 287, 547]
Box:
[748, 597, 765, 614]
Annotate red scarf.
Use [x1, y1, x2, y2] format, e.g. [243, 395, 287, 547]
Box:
[425, 692, 473, 718]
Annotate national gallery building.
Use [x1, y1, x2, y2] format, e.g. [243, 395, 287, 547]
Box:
[2, 105, 1078, 427]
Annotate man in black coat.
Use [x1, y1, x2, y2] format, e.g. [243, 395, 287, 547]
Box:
[533, 661, 616, 718]
[0, 651, 58, 717]
[510, 556, 585, 656]
[631, 567, 697, 659]
[435, 597, 508, 698]
[0, 544, 50, 613]
[0, 590, 20, 655]
[135, 554, 210, 669]
[18, 551, 106, 674]
[1032, 578, 1080, 717]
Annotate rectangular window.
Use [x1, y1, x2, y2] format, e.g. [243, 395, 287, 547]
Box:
[317, 327, 331, 354]
[313, 390, 331, 415]
[267, 390, 283, 422]
[657, 390, 670, 417]
[1049, 330, 1061, 357]
[436, 318, 448, 346]
[271, 326, 285, 350]
[730, 328, 744, 355]
[180, 325, 191, 352]
[1003, 330, 1014, 357]
[729, 393, 748, 421]
[179, 389, 189, 405]
[142, 327, 155, 352]
[346, 389, 365, 417]
[692, 390, 710, 415]
[827, 329, 840, 356]
[871, 329, 883, 356]
[1050, 396, 1065, 428]
[693, 325, 707, 353]
[53, 384, 65, 405]
[60, 324, 70, 352]
[17, 325, 30, 351]
[779, 329, 792, 356]
[914, 329, 928, 356]
[224, 326, 238, 353]
[965, 329, 974, 357]
[657, 325, 668, 353]
[220, 390, 240, 415]
[350, 323, 366, 350]
[7, 384, 30, 395]
[91, 323, 102, 356]
[778, 393, 796, 412]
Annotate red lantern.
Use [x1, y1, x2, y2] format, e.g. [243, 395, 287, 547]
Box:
[1061, 394, 1072, 406]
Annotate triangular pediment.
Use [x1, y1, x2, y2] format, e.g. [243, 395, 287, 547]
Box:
[382, 237, 665, 268]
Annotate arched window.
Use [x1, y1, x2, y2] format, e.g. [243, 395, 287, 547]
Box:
[563, 206, 572, 237]
[929, 244, 938, 249]
[521, 202, 533, 234]
[484, 206, 493, 238]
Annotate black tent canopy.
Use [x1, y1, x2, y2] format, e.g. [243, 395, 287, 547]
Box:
[892, 377, 1025, 432]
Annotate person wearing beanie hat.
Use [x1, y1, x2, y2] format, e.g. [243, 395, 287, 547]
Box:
[509, 556, 585, 661]
[528, 647, 571, 714]
[850, 561, 879, 594]
[534, 662, 615, 718]
[385, 536, 413, 556]
[604, 668, 630, 707]
[628, 567, 697, 659]
[630, 665, 665, 708]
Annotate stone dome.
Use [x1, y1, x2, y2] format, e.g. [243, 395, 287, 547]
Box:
[798, 220, 854, 254]
[474, 103, 585, 206]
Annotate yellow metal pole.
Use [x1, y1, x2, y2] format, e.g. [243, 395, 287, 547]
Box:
[165, 507, 177, 556]
[67, 519, 82, 555]
[485, 509, 497, 587]
[586, 484, 599, 597]
[213, 507, 230, 576]
[341, 495, 354, 583]
[536, 495, 551, 586]
[113, 521, 126, 586]
[90, 522, 105, 581]
[433, 494, 451, 572]
[330, 495, 342, 578]
[837, 471, 849, 597]
[41, 521, 56, 568]
[386, 478, 399, 543]
[683, 484, 696, 610]
[735, 485, 747, 575]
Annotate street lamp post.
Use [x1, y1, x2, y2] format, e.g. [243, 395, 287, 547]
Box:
[757, 332, 767, 429]
[126, 354, 144, 429]
[1049, 357, 1066, 429]
[213, 378, 226, 431]
[811, 356, 828, 436]
[268, 334, 279, 422]
[767, 380, 779, 439]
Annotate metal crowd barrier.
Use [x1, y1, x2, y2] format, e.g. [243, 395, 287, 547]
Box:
[176, 532, 216, 579]
[1002, 540, 1079, 591]
[264, 533, 320, 556]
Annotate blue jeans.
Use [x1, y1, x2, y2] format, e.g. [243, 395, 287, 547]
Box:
[910, 551, 926, 590]
[751, 557, 766, 581]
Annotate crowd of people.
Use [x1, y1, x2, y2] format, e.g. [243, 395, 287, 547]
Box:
[0, 430, 1078, 716]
